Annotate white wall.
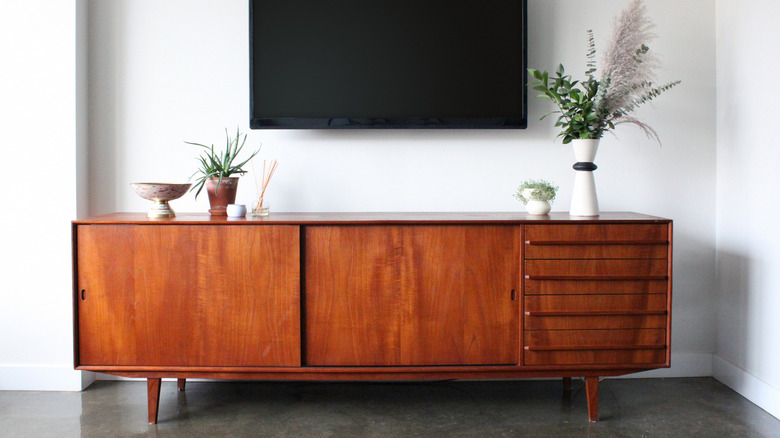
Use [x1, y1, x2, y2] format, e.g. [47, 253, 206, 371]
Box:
[0, 0, 88, 390]
[0, 0, 717, 391]
[715, 0, 780, 419]
[88, 0, 717, 378]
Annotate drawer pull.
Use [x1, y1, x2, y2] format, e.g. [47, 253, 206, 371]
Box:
[526, 240, 667, 246]
[525, 310, 667, 317]
[525, 275, 668, 281]
[524, 344, 666, 351]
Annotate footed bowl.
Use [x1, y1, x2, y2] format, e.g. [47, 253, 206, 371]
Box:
[130, 183, 191, 218]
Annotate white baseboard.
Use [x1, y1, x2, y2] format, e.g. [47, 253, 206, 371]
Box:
[713, 355, 780, 420]
[0, 366, 90, 391]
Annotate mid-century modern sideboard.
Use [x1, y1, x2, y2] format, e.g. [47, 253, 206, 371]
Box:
[72, 212, 672, 423]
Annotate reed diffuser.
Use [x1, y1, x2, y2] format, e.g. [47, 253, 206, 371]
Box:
[252, 159, 278, 216]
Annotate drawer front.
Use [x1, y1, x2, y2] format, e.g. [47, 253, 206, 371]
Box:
[524, 349, 666, 366]
[525, 329, 666, 349]
[525, 224, 669, 259]
[521, 223, 671, 368]
[525, 294, 668, 313]
[525, 243, 667, 260]
[525, 224, 668, 243]
[525, 314, 667, 330]
[525, 278, 668, 295]
[525, 259, 668, 279]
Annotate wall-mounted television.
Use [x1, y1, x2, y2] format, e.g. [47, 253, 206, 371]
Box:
[249, 0, 527, 129]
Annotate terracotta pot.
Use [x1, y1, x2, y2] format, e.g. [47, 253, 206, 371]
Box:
[205, 177, 239, 216]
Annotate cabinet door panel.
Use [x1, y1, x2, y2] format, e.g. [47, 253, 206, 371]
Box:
[76, 225, 301, 367]
[305, 225, 520, 366]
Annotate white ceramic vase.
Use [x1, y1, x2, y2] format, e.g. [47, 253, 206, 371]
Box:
[570, 139, 600, 217]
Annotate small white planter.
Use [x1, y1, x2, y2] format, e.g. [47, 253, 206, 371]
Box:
[522, 188, 552, 215]
[526, 199, 551, 215]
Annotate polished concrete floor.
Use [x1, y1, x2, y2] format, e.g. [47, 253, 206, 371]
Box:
[1, 378, 779, 437]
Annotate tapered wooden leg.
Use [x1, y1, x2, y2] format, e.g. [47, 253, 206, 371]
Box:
[562, 377, 573, 393]
[177, 378, 186, 392]
[147, 378, 161, 424]
[585, 377, 599, 422]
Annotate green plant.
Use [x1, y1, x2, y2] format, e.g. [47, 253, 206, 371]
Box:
[528, 0, 680, 144]
[187, 128, 260, 199]
[529, 65, 602, 143]
[514, 179, 559, 205]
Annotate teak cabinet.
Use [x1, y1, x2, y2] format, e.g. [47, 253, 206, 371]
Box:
[72, 212, 672, 424]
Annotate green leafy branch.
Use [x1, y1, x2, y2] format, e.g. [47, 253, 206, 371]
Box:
[528, 65, 602, 144]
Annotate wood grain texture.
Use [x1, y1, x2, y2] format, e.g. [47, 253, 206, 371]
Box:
[520, 223, 671, 371]
[524, 279, 668, 295]
[525, 294, 668, 313]
[147, 378, 161, 424]
[74, 211, 672, 225]
[525, 224, 668, 242]
[524, 314, 667, 330]
[71, 216, 674, 424]
[524, 243, 667, 260]
[525, 259, 668, 279]
[76, 224, 301, 367]
[94, 367, 650, 381]
[304, 225, 520, 366]
[586, 377, 599, 422]
[525, 349, 666, 366]
[525, 329, 666, 349]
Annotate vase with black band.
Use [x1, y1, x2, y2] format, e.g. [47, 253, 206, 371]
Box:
[570, 139, 600, 217]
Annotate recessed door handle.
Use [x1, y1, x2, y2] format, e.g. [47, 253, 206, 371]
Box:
[81, 289, 86, 301]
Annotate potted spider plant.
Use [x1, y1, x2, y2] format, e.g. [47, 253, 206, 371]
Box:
[514, 179, 558, 215]
[187, 128, 260, 216]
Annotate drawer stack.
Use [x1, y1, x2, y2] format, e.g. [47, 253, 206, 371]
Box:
[523, 224, 671, 367]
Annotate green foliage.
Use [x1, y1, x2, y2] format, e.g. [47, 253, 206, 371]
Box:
[514, 179, 559, 205]
[528, 1, 681, 145]
[187, 128, 260, 199]
[528, 65, 603, 144]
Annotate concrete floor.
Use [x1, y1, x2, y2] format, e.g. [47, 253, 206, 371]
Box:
[1, 378, 778, 437]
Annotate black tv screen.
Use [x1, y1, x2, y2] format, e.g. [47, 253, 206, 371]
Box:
[250, 0, 527, 129]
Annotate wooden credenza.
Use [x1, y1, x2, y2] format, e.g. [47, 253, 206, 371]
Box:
[72, 212, 672, 423]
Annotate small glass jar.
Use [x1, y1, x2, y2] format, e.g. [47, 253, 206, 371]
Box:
[251, 199, 270, 216]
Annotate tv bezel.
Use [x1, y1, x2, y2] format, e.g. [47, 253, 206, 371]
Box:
[249, 1, 527, 130]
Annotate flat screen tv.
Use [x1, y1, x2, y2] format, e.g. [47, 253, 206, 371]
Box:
[249, 0, 527, 129]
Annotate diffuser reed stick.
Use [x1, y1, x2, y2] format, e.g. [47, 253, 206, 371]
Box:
[253, 159, 278, 213]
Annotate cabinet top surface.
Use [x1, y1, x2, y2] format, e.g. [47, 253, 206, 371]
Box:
[74, 212, 670, 225]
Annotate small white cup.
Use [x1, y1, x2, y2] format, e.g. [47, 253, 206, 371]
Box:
[226, 204, 247, 218]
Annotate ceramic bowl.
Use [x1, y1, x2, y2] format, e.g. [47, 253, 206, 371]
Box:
[130, 183, 192, 218]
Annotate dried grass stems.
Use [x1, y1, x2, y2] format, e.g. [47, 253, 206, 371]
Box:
[528, 0, 680, 145]
[596, 0, 681, 143]
[253, 159, 278, 211]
